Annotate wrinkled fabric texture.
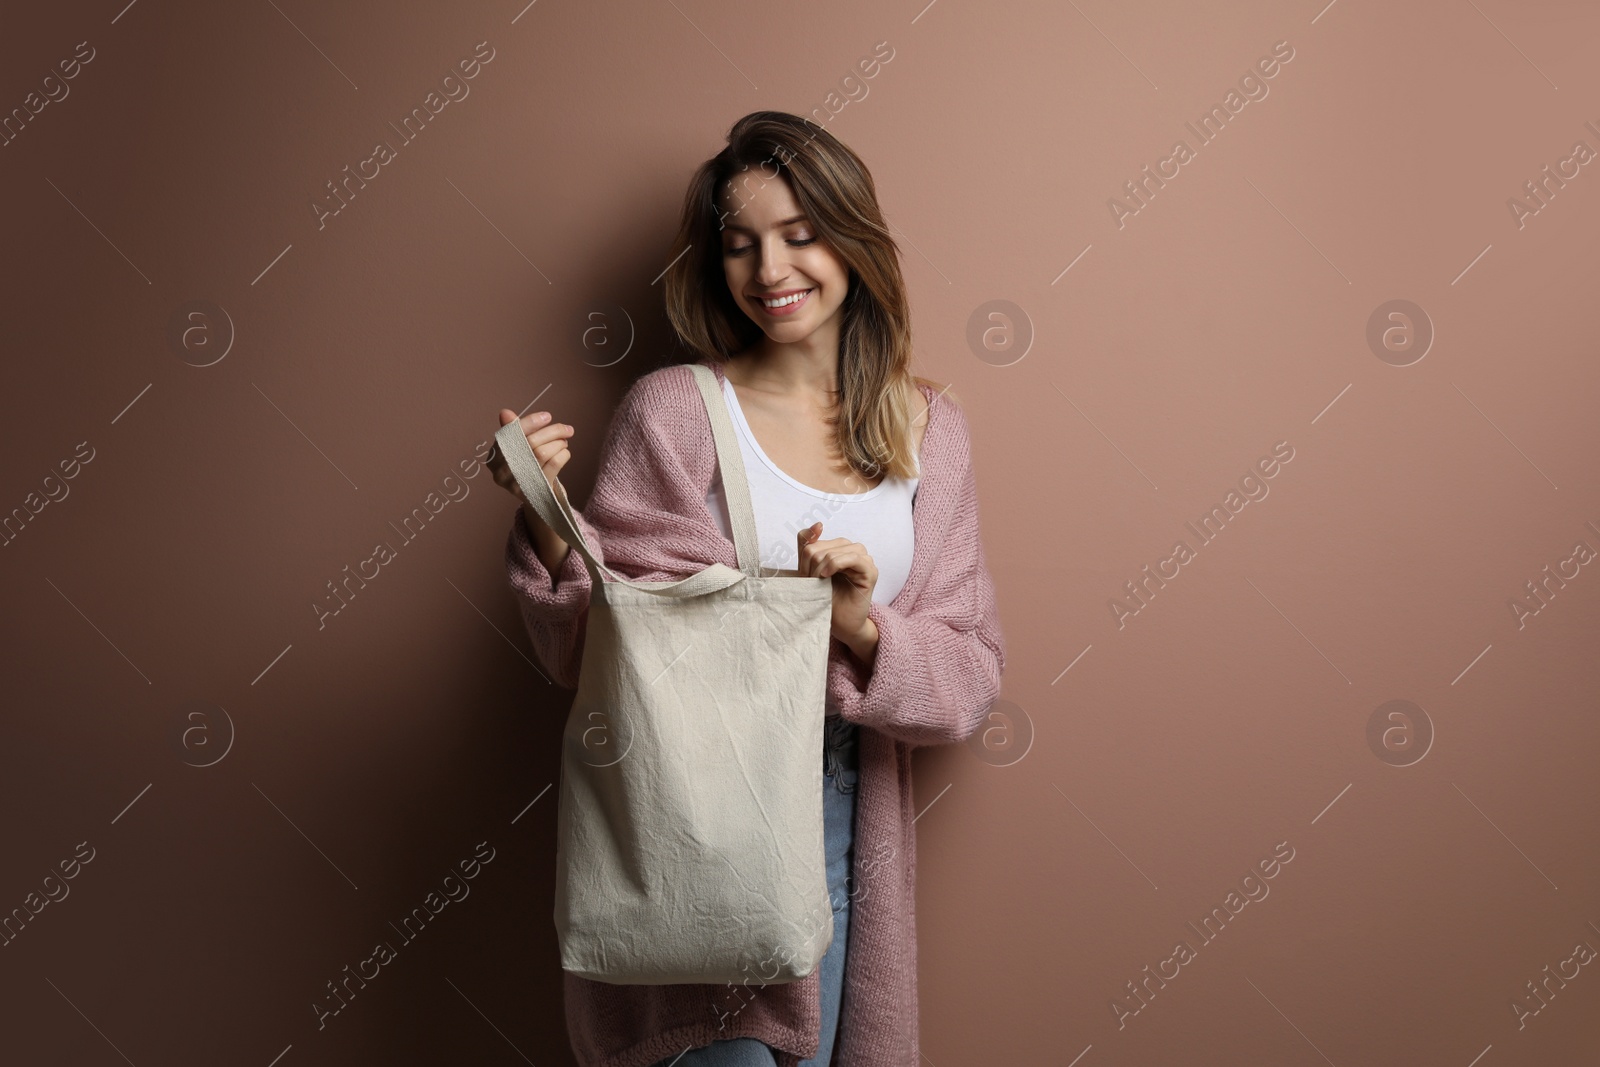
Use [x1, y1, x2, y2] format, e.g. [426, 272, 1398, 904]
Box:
[647, 717, 861, 1067]
[505, 359, 1007, 1067]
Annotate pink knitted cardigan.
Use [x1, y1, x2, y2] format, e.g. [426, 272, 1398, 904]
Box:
[504, 358, 1006, 1067]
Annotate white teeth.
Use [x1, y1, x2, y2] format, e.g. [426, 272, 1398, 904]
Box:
[760, 289, 811, 308]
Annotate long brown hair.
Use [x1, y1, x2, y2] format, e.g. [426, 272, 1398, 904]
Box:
[664, 110, 945, 481]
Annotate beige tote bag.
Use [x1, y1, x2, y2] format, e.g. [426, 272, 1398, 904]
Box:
[494, 362, 837, 986]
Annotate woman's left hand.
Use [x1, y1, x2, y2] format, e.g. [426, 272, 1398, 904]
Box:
[798, 522, 879, 663]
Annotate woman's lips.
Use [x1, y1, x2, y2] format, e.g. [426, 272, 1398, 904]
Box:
[755, 288, 813, 317]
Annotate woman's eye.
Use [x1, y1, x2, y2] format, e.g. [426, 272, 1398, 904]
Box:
[724, 236, 817, 257]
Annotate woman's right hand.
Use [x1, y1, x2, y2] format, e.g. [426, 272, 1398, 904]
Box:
[490, 409, 577, 574]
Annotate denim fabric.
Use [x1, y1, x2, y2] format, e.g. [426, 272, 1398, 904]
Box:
[649, 716, 859, 1067]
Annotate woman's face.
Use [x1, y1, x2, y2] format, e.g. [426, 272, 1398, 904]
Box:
[718, 174, 849, 347]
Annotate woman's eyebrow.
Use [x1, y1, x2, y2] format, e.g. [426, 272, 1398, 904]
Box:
[721, 214, 809, 234]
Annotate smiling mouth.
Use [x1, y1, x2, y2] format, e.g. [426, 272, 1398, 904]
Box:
[755, 288, 813, 315]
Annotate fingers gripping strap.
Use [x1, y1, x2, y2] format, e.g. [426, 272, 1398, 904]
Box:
[493, 415, 746, 600]
[688, 363, 762, 577]
[494, 418, 598, 573]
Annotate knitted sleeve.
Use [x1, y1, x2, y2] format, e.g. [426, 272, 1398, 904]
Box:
[503, 365, 728, 690]
[825, 397, 1007, 747]
[503, 502, 600, 691]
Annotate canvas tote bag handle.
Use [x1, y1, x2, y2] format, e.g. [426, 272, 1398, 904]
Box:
[686, 361, 763, 578]
[493, 362, 762, 600]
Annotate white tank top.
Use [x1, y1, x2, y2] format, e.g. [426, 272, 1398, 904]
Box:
[705, 375, 919, 605]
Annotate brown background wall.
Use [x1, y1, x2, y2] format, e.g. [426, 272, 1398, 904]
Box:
[3, 0, 1598, 1063]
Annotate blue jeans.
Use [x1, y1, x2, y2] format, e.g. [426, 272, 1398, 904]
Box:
[649, 715, 859, 1067]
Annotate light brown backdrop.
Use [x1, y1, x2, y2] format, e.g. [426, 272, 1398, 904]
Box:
[2, 0, 1597, 1064]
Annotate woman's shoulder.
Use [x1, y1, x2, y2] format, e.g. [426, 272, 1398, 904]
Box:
[597, 362, 720, 470]
[909, 375, 973, 466]
[584, 363, 720, 505]
[621, 358, 703, 393]
[609, 361, 712, 428]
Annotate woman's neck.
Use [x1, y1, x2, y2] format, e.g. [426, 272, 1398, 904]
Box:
[731, 334, 841, 398]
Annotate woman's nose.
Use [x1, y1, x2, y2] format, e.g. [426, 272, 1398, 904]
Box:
[756, 251, 791, 285]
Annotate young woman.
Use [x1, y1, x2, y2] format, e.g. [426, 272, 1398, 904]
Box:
[491, 111, 1005, 1067]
